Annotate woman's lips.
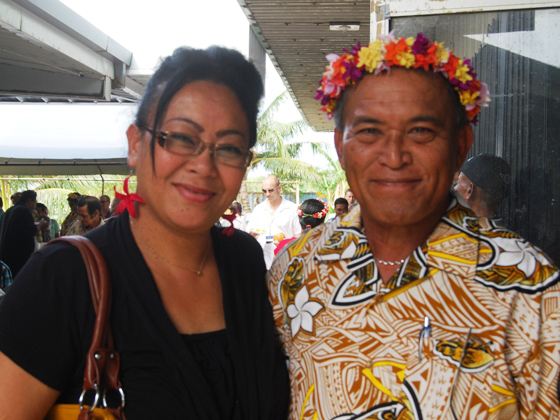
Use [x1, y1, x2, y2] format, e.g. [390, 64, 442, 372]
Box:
[174, 183, 216, 203]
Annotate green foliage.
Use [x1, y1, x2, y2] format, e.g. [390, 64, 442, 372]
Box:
[0, 175, 132, 222]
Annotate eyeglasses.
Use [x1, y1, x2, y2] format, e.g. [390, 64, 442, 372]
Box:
[143, 126, 253, 168]
[262, 188, 276, 194]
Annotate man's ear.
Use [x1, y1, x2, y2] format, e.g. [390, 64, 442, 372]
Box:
[454, 124, 474, 172]
[127, 124, 143, 169]
[334, 128, 345, 170]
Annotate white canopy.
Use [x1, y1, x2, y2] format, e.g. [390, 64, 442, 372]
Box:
[0, 103, 136, 175]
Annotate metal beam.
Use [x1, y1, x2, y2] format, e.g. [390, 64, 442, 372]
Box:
[0, 63, 110, 100]
[11, 0, 132, 66]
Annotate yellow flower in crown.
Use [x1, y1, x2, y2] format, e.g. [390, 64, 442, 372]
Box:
[315, 31, 491, 124]
[357, 40, 384, 73]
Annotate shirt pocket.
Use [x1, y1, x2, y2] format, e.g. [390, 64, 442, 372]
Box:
[401, 329, 498, 418]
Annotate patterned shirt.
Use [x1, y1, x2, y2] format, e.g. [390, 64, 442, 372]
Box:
[65, 217, 105, 236]
[268, 199, 560, 419]
[1, 261, 13, 289]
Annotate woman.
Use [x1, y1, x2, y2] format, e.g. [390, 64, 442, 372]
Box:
[0, 46, 289, 419]
[274, 199, 328, 256]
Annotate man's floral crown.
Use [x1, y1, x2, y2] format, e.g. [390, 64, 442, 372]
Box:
[315, 32, 491, 124]
[298, 199, 329, 219]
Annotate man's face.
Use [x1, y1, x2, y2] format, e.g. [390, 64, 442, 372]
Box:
[262, 178, 281, 202]
[77, 205, 99, 228]
[26, 199, 37, 211]
[335, 203, 348, 217]
[344, 191, 355, 205]
[100, 196, 110, 213]
[335, 69, 473, 230]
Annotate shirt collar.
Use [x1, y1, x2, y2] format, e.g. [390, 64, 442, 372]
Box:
[328, 198, 482, 278]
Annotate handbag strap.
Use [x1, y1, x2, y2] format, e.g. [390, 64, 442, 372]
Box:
[47, 236, 125, 420]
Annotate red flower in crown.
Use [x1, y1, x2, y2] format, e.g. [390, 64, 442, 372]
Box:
[221, 210, 237, 236]
[114, 176, 145, 218]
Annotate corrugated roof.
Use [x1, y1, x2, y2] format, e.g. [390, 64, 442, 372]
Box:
[238, 0, 370, 131]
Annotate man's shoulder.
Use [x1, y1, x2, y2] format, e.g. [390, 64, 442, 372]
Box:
[280, 198, 297, 209]
[269, 222, 334, 277]
[475, 224, 559, 294]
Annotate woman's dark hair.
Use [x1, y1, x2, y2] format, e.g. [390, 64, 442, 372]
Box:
[299, 199, 326, 229]
[135, 46, 264, 162]
[16, 190, 37, 206]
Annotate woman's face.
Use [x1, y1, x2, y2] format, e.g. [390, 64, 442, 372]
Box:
[127, 80, 250, 234]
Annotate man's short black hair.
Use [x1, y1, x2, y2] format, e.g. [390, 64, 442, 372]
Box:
[16, 190, 37, 206]
[334, 197, 349, 207]
[77, 196, 102, 217]
[36, 203, 47, 212]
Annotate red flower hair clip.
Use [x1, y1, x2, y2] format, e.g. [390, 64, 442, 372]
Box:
[114, 176, 145, 218]
[221, 210, 237, 236]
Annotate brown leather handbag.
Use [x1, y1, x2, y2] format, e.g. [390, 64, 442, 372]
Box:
[44, 236, 125, 420]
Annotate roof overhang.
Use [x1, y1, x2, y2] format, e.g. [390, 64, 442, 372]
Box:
[237, 0, 371, 131]
[0, 0, 144, 103]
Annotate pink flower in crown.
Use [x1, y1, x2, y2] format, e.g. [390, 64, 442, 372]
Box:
[475, 82, 491, 108]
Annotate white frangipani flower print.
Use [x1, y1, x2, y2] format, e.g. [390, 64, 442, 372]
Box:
[493, 236, 550, 277]
[287, 286, 323, 337]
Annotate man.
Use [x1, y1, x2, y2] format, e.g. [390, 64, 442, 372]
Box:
[0, 198, 4, 224]
[99, 194, 111, 219]
[268, 33, 559, 419]
[326, 197, 349, 223]
[344, 188, 355, 206]
[0, 190, 47, 276]
[65, 196, 105, 236]
[247, 175, 301, 269]
[455, 153, 511, 220]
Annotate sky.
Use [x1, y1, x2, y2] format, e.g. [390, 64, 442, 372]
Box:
[59, 0, 336, 173]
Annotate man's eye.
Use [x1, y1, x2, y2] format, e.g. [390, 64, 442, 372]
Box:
[355, 127, 383, 142]
[408, 127, 436, 142]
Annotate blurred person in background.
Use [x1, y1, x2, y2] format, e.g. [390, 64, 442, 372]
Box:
[0, 190, 47, 276]
[35, 203, 52, 244]
[454, 153, 511, 221]
[60, 192, 81, 236]
[275, 198, 328, 256]
[99, 194, 112, 219]
[65, 196, 104, 236]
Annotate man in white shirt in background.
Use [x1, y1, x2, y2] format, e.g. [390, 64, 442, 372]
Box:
[247, 175, 301, 269]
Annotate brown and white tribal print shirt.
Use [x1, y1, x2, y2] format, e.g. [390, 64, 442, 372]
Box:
[268, 199, 560, 420]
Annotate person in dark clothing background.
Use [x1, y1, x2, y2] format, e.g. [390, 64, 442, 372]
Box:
[0, 190, 47, 277]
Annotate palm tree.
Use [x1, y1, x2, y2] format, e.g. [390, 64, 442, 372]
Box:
[310, 150, 348, 207]
[239, 91, 327, 212]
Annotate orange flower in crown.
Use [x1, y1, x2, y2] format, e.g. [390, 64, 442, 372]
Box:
[315, 32, 491, 124]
